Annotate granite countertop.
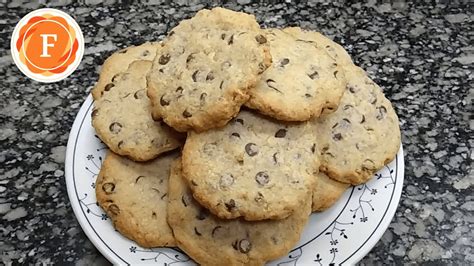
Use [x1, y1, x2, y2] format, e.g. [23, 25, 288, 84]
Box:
[0, 0, 472, 264]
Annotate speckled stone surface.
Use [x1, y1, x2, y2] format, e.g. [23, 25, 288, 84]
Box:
[0, 0, 472, 264]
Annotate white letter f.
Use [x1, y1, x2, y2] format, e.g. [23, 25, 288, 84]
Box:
[40, 34, 57, 58]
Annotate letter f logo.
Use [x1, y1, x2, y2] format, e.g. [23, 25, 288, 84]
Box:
[40, 34, 57, 58]
[11, 8, 84, 83]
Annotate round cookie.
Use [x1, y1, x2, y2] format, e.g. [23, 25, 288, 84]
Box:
[313, 66, 401, 185]
[312, 172, 350, 212]
[168, 159, 312, 265]
[245, 28, 346, 121]
[147, 8, 272, 132]
[182, 110, 318, 221]
[96, 151, 177, 248]
[92, 60, 183, 161]
[91, 42, 159, 100]
[283, 27, 353, 67]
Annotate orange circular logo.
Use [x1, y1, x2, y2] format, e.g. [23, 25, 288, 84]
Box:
[11, 8, 84, 83]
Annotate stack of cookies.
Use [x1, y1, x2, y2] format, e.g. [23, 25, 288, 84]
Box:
[92, 7, 401, 265]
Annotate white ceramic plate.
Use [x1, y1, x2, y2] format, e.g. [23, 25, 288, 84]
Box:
[65, 95, 404, 265]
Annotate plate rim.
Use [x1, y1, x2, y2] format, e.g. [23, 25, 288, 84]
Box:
[65, 94, 404, 265]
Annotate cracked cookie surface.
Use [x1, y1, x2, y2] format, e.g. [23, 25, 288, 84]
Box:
[147, 8, 271, 132]
[182, 110, 318, 221]
[168, 159, 312, 265]
[96, 151, 177, 248]
[245, 28, 346, 121]
[92, 42, 159, 100]
[312, 66, 400, 185]
[92, 60, 182, 161]
[283, 27, 353, 67]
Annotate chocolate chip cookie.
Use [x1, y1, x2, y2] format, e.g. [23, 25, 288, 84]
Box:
[182, 110, 318, 220]
[312, 172, 350, 212]
[168, 159, 312, 265]
[147, 8, 272, 132]
[92, 60, 182, 161]
[245, 28, 346, 121]
[313, 66, 401, 185]
[92, 42, 159, 100]
[96, 151, 177, 248]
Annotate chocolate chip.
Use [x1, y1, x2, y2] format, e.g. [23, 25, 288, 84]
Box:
[181, 194, 191, 207]
[255, 171, 270, 186]
[152, 212, 157, 218]
[231, 132, 240, 138]
[275, 129, 287, 138]
[160, 193, 167, 200]
[160, 95, 170, 106]
[340, 118, 351, 128]
[134, 89, 145, 99]
[108, 204, 120, 216]
[272, 152, 279, 164]
[192, 70, 199, 82]
[142, 50, 150, 57]
[258, 62, 266, 74]
[135, 176, 144, 183]
[194, 227, 202, 236]
[333, 133, 343, 141]
[232, 240, 239, 250]
[255, 34, 267, 44]
[176, 86, 183, 94]
[360, 115, 366, 123]
[245, 143, 258, 156]
[225, 199, 236, 211]
[369, 91, 378, 105]
[219, 80, 224, 89]
[348, 86, 357, 93]
[280, 58, 290, 66]
[308, 71, 319, 80]
[196, 208, 209, 220]
[255, 192, 264, 203]
[104, 83, 114, 91]
[219, 173, 234, 188]
[212, 226, 222, 237]
[266, 79, 282, 93]
[159, 54, 170, 65]
[376, 106, 387, 120]
[92, 109, 99, 117]
[228, 34, 234, 45]
[221, 33, 226, 40]
[109, 122, 122, 134]
[238, 239, 252, 253]
[343, 104, 353, 110]
[206, 72, 215, 81]
[186, 53, 195, 64]
[222, 61, 232, 69]
[117, 140, 124, 149]
[235, 118, 244, 125]
[362, 159, 375, 171]
[333, 70, 339, 78]
[200, 93, 207, 105]
[311, 143, 316, 154]
[183, 109, 192, 118]
[305, 93, 312, 98]
[102, 183, 115, 194]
